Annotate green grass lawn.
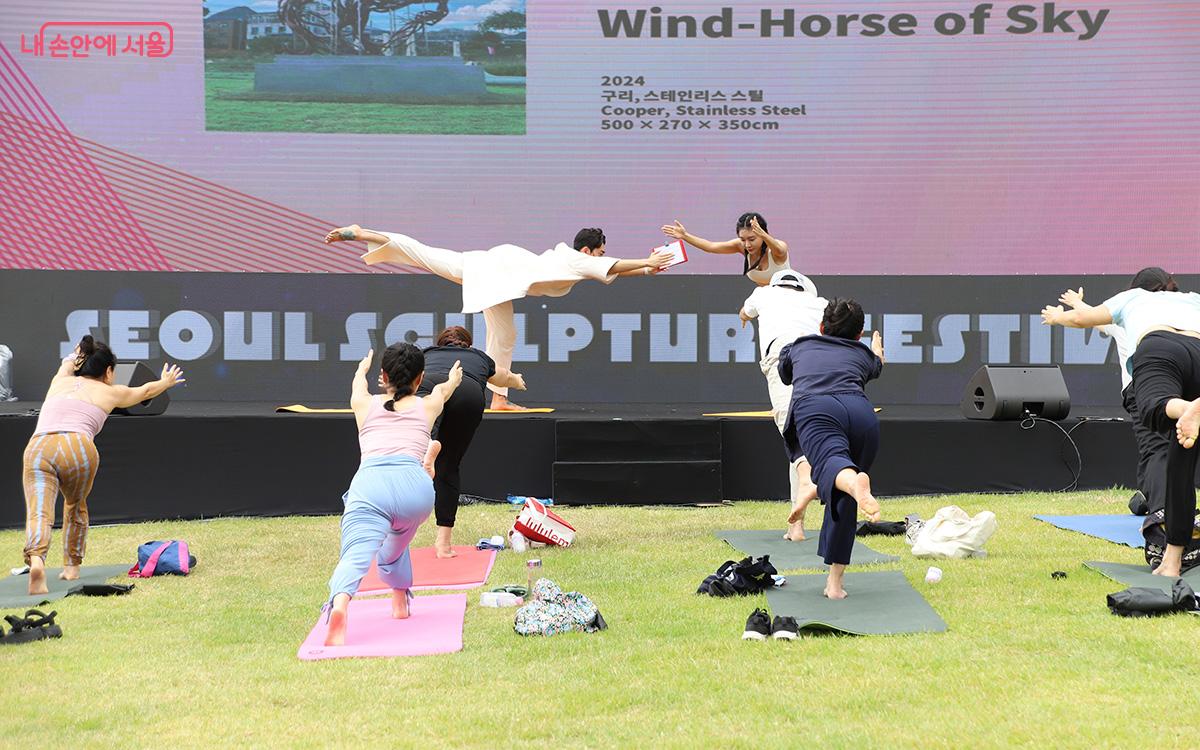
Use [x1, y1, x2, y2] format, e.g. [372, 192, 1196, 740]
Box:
[1, 491, 1195, 747]
[204, 69, 525, 135]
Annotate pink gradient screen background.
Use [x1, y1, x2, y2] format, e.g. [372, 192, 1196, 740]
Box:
[0, 0, 1197, 276]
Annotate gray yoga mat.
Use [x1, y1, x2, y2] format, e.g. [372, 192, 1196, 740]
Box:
[0, 564, 130, 609]
[715, 529, 899, 571]
[1084, 561, 1200, 591]
[765, 571, 947, 635]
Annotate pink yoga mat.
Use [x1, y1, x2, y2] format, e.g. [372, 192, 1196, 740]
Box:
[298, 593, 467, 661]
[356, 546, 497, 595]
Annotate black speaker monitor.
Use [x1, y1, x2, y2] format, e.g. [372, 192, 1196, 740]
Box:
[960, 365, 1070, 421]
[112, 361, 170, 416]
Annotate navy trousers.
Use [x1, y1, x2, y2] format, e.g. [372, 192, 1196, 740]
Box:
[792, 393, 880, 566]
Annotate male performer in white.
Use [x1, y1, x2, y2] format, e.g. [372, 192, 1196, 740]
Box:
[326, 224, 673, 410]
[740, 269, 826, 540]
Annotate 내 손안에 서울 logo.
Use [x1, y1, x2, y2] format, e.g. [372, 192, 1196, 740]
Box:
[20, 21, 174, 59]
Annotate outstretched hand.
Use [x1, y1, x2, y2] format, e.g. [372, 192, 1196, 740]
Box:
[446, 360, 464, 391]
[1041, 304, 1065, 326]
[1059, 287, 1085, 309]
[357, 349, 374, 374]
[660, 220, 686, 239]
[871, 330, 884, 360]
[159, 363, 186, 388]
[648, 250, 675, 270]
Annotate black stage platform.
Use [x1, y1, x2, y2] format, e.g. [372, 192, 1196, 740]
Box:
[0, 401, 1142, 527]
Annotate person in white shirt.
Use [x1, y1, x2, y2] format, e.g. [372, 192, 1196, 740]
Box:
[740, 269, 826, 540]
[1066, 269, 1179, 517]
[1043, 268, 1200, 577]
[326, 225, 673, 410]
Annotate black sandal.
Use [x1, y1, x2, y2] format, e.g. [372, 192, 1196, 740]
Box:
[23, 609, 63, 639]
[0, 613, 46, 645]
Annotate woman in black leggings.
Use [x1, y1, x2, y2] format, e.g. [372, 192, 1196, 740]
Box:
[1043, 274, 1200, 576]
[416, 326, 526, 558]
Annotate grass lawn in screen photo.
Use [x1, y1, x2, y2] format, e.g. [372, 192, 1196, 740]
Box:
[204, 60, 525, 135]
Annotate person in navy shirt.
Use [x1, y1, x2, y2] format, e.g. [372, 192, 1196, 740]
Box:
[778, 298, 885, 599]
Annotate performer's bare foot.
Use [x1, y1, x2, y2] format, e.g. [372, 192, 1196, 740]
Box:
[1176, 398, 1200, 448]
[324, 593, 350, 646]
[58, 564, 80, 581]
[490, 394, 531, 411]
[391, 588, 410, 619]
[28, 556, 48, 596]
[824, 564, 848, 599]
[435, 526, 457, 559]
[324, 224, 362, 244]
[423, 440, 441, 480]
[785, 482, 819, 535]
[1153, 545, 1184, 577]
[850, 472, 881, 523]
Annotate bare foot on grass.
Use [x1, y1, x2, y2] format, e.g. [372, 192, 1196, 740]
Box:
[58, 564, 80, 581]
[391, 589, 410, 619]
[28, 556, 48, 596]
[1176, 398, 1200, 449]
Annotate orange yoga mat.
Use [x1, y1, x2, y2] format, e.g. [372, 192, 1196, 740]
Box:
[355, 546, 497, 594]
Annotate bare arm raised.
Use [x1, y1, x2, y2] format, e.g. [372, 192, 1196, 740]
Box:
[423, 360, 464, 427]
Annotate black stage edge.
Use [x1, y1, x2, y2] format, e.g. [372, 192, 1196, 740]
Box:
[0, 401, 1148, 528]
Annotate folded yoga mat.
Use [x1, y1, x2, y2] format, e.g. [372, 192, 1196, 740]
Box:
[355, 546, 497, 595]
[276, 404, 554, 414]
[703, 408, 882, 417]
[715, 529, 898, 571]
[298, 593, 467, 660]
[1034, 514, 1145, 548]
[765, 571, 947, 635]
[0, 564, 130, 609]
[1084, 561, 1200, 591]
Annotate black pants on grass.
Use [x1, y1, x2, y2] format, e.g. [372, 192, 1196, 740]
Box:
[1122, 383, 1168, 515]
[1131, 332, 1200, 547]
[427, 385, 485, 528]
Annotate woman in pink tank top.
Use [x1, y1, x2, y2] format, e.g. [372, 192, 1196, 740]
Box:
[21, 336, 185, 596]
[323, 341, 463, 647]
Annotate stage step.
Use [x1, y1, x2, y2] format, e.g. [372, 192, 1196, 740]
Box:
[553, 419, 723, 503]
[554, 419, 720, 462]
[552, 460, 722, 504]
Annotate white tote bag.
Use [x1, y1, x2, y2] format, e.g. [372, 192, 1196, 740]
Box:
[911, 505, 997, 559]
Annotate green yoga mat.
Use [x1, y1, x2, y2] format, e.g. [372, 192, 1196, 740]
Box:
[765, 571, 947, 635]
[1084, 561, 1200, 591]
[0, 565, 130, 609]
[715, 529, 898, 571]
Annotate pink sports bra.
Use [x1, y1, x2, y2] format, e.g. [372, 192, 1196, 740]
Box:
[34, 379, 108, 440]
[358, 396, 430, 461]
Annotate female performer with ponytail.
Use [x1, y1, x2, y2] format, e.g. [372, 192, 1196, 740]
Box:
[21, 337, 185, 595]
[324, 342, 463, 647]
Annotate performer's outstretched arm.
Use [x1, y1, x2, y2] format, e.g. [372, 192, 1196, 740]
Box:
[661, 220, 742, 254]
[610, 249, 675, 276]
[423, 361, 464, 426]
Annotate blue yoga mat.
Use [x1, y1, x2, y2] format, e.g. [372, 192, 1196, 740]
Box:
[1034, 514, 1144, 548]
